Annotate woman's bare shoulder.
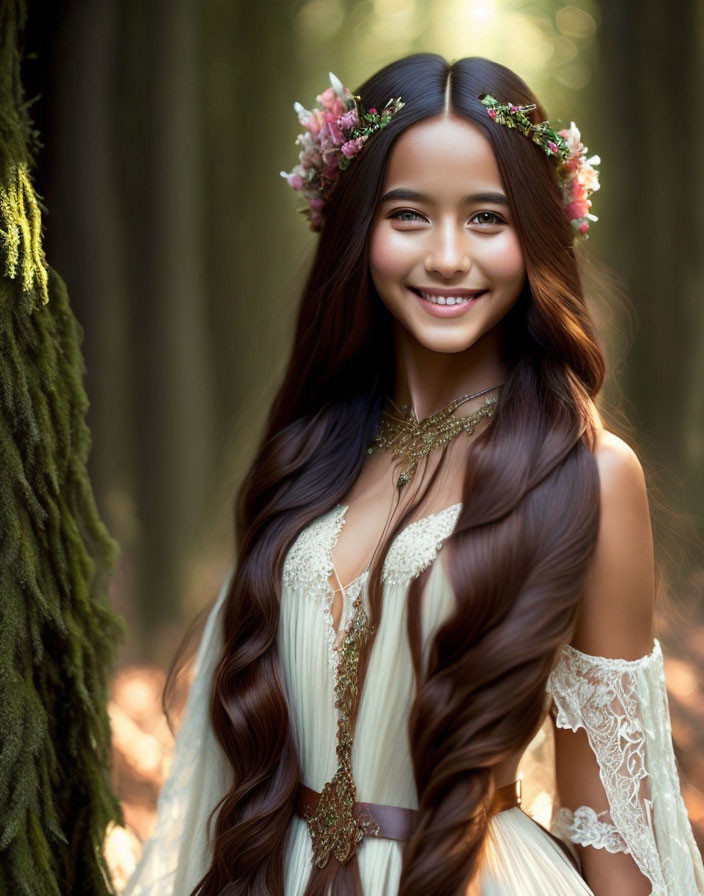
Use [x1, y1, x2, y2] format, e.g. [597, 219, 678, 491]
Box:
[585, 399, 641, 468]
[572, 414, 655, 659]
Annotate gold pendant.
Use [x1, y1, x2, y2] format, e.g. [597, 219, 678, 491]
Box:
[303, 592, 380, 867]
[368, 392, 499, 490]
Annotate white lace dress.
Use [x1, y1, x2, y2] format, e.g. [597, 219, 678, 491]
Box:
[123, 502, 704, 896]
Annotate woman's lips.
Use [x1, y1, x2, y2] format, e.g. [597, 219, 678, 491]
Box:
[408, 286, 486, 318]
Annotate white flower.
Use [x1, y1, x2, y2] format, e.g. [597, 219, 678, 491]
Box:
[329, 71, 347, 101]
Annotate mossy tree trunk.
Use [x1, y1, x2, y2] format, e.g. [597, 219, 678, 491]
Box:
[0, 1, 125, 893]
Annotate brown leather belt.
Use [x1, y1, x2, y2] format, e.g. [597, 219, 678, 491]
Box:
[294, 779, 522, 843]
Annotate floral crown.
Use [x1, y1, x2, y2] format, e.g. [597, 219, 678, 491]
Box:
[280, 74, 600, 238]
[479, 94, 600, 238]
[280, 72, 404, 232]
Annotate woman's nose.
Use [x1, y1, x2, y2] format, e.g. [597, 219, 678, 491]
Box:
[424, 224, 471, 278]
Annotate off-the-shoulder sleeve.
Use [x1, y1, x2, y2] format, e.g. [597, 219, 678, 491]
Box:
[545, 638, 704, 895]
[123, 567, 235, 896]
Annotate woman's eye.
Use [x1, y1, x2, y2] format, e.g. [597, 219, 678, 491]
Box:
[388, 209, 505, 226]
[470, 211, 504, 226]
[389, 208, 425, 223]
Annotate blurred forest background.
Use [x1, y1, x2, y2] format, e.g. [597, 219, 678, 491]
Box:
[18, 0, 704, 886]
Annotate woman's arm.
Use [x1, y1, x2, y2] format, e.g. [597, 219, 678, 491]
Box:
[547, 430, 704, 895]
[573, 430, 655, 662]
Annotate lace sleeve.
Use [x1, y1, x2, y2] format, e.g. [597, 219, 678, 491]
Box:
[545, 638, 704, 895]
[122, 567, 235, 896]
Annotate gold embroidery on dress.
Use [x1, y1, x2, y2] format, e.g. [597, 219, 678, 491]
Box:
[303, 590, 380, 867]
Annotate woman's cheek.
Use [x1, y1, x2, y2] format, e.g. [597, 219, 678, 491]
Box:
[370, 233, 398, 279]
[491, 233, 526, 283]
[372, 222, 419, 275]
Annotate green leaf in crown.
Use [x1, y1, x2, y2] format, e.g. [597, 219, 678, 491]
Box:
[479, 94, 569, 160]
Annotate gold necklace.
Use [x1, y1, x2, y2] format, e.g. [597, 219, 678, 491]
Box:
[367, 383, 503, 490]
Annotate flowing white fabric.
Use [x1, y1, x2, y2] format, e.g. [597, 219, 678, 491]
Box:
[121, 502, 703, 895]
[122, 567, 234, 896]
[546, 640, 704, 895]
[277, 502, 592, 895]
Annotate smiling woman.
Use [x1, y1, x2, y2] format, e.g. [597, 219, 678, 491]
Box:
[123, 53, 704, 896]
[369, 114, 526, 361]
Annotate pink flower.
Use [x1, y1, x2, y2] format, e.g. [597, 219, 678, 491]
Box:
[565, 197, 590, 220]
[558, 122, 584, 156]
[317, 86, 338, 110]
[338, 109, 359, 130]
[341, 136, 365, 158]
[578, 222, 589, 234]
[280, 170, 305, 190]
[368, 107, 377, 114]
[571, 180, 587, 199]
[488, 109, 496, 119]
[324, 111, 345, 146]
[316, 87, 347, 118]
[301, 108, 325, 137]
[547, 140, 558, 154]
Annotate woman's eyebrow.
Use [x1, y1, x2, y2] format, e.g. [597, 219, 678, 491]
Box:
[379, 188, 509, 204]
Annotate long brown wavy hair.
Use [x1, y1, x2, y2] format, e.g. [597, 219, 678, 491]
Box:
[185, 53, 606, 895]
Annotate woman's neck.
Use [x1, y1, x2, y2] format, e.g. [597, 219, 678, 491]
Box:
[391, 323, 507, 420]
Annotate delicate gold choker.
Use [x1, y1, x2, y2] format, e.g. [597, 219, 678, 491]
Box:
[367, 384, 503, 490]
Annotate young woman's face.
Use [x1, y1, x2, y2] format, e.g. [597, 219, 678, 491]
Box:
[368, 115, 527, 354]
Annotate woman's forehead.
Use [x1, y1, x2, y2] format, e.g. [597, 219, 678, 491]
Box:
[383, 115, 504, 198]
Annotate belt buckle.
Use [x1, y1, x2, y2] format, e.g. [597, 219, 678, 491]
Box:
[303, 770, 381, 869]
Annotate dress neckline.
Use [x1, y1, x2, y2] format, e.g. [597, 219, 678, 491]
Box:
[330, 501, 463, 594]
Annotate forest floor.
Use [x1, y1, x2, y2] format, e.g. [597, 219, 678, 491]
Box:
[104, 598, 704, 892]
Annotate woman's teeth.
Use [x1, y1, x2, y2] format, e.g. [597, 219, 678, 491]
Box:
[418, 290, 480, 305]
